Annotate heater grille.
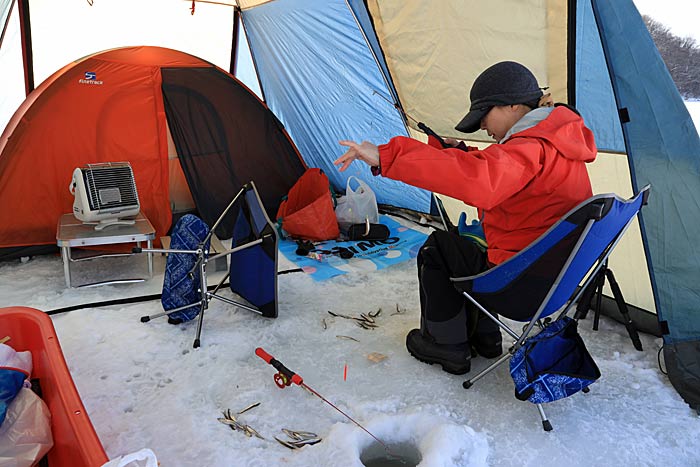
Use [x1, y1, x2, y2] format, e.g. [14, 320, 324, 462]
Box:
[71, 161, 141, 226]
[82, 163, 139, 212]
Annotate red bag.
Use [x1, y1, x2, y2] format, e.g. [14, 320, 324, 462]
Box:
[276, 168, 340, 241]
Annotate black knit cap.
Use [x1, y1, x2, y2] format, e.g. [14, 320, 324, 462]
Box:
[455, 61, 543, 133]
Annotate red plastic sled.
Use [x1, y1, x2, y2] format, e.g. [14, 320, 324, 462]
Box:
[0, 306, 108, 467]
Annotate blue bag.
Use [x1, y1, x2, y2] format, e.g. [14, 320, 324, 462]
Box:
[162, 214, 211, 322]
[0, 344, 31, 426]
[509, 317, 600, 404]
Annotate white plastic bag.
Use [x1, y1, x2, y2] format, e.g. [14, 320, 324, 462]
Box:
[101, 448, 158, 467]
[0, 388, 53, 467]
[335, 176, 378, 231]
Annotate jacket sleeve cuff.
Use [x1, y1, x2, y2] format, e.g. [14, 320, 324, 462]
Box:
[377, 139, 400, 176]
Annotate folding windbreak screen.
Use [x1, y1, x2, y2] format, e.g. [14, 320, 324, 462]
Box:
[229, 184, 278, 318]
[592, 0, 700, 343]
[574, 0, 625, 152]
[240, 0, 432, 213]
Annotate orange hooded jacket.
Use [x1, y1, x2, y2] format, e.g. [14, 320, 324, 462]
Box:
[378, 106, 597, 265]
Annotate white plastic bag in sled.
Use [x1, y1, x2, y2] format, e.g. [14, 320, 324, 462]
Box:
[0, 388, 53, 467]
[101, 448, 158, 467]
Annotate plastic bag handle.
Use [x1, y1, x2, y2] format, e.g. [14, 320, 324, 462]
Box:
[104, 448, 158, 467]
[345, 175, 370, 195]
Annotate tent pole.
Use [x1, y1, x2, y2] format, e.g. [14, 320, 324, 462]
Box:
[567, 0, 577, 106]
[230, 5, 240, 76]
[17, 0, 33, 96]
[236, 1, 266, 103]
[344, 0, 410, 135]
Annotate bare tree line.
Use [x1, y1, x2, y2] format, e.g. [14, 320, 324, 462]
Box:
[644, 15, 700, 99]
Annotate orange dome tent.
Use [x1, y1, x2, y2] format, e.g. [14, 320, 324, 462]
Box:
[0, 46, 306, 258]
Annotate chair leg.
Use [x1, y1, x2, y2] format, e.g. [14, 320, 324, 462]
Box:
[605, 268, 643, 351]
[140, 301, 200, 322]
[537, 404, 553, 431]
[463, 352, 512, 389]
[192, 256, 209, 348]
[193, 305, 205, 348]
[140, 309, 171, 322]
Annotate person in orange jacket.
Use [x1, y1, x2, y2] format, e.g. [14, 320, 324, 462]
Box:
[335, 61, 597, 375]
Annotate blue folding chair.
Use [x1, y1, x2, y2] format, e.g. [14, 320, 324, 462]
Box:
[451, 186, 650, 430]
[139, 181, 279, 348]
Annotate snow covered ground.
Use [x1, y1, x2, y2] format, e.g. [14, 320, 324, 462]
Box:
[1, 102, 699, 467]
[1, 217, 699, 467]
[686, 100, 700, 127]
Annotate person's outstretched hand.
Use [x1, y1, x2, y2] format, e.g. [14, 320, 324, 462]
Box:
[335, 140, 380, 172]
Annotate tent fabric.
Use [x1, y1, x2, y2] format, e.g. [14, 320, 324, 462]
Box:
[574, 0, 625, 152]
[591, 0, 700, 410]
[240, 0, 431, 213]
[161, 66, 306, 238]
[585, 154, 655, 313]
[591, 1, 700, 337]
[0, 46, 306, 253]
[0, 3, 28, 156]
[0, 49, 173, 249]
[365, 0, 555, 142]
[345, 0, 398, 104]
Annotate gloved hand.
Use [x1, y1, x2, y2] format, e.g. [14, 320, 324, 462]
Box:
[457, 212, 487, 251]
[458, 212, 477, 236]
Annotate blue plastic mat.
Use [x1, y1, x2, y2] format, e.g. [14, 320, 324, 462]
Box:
[279, 215, 427, 281]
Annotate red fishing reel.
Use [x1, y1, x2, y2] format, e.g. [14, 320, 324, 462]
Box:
[274, 372, 293, 388]
[256, 347, 303, 389]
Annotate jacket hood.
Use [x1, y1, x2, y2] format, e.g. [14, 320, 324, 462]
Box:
[506, 106, 597, 162]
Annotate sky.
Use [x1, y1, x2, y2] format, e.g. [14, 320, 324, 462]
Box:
[633, 0, 700, 42]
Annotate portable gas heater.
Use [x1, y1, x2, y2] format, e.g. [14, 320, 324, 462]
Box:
[70, 162, 140, 230]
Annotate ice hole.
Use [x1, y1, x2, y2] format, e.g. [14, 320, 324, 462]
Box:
[360, 440, 422, 467]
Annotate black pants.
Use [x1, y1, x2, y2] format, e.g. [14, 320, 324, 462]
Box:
[417, 230, 498, 345]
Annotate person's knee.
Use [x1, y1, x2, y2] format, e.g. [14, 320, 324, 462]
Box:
[418, 232, 450, 267]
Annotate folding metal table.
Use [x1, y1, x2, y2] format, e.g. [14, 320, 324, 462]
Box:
[56, 212, 155, 288]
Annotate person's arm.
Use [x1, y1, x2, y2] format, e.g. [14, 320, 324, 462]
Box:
[335, 140, 380, 172]
[379, 136, 543, 209]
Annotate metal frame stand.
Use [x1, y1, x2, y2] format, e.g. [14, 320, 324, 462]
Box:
[137, 183, 269, 348]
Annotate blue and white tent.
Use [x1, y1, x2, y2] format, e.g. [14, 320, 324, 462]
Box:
[1, 0, 698, 411]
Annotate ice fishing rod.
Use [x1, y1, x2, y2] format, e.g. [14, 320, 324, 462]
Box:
[255, 347, 396, 456]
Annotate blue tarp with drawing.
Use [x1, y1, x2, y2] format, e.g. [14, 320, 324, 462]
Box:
[279, 216, 427, 281]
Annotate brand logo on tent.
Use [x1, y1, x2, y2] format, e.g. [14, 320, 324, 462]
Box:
[78, 71, 103, 86]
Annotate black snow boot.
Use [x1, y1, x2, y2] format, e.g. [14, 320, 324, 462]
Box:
[406, 329, 471, 375]
[470, 313, 503, 358]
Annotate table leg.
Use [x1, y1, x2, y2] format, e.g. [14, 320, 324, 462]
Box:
[61, 246, 72, 288]
[147, 239, 153, 278]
